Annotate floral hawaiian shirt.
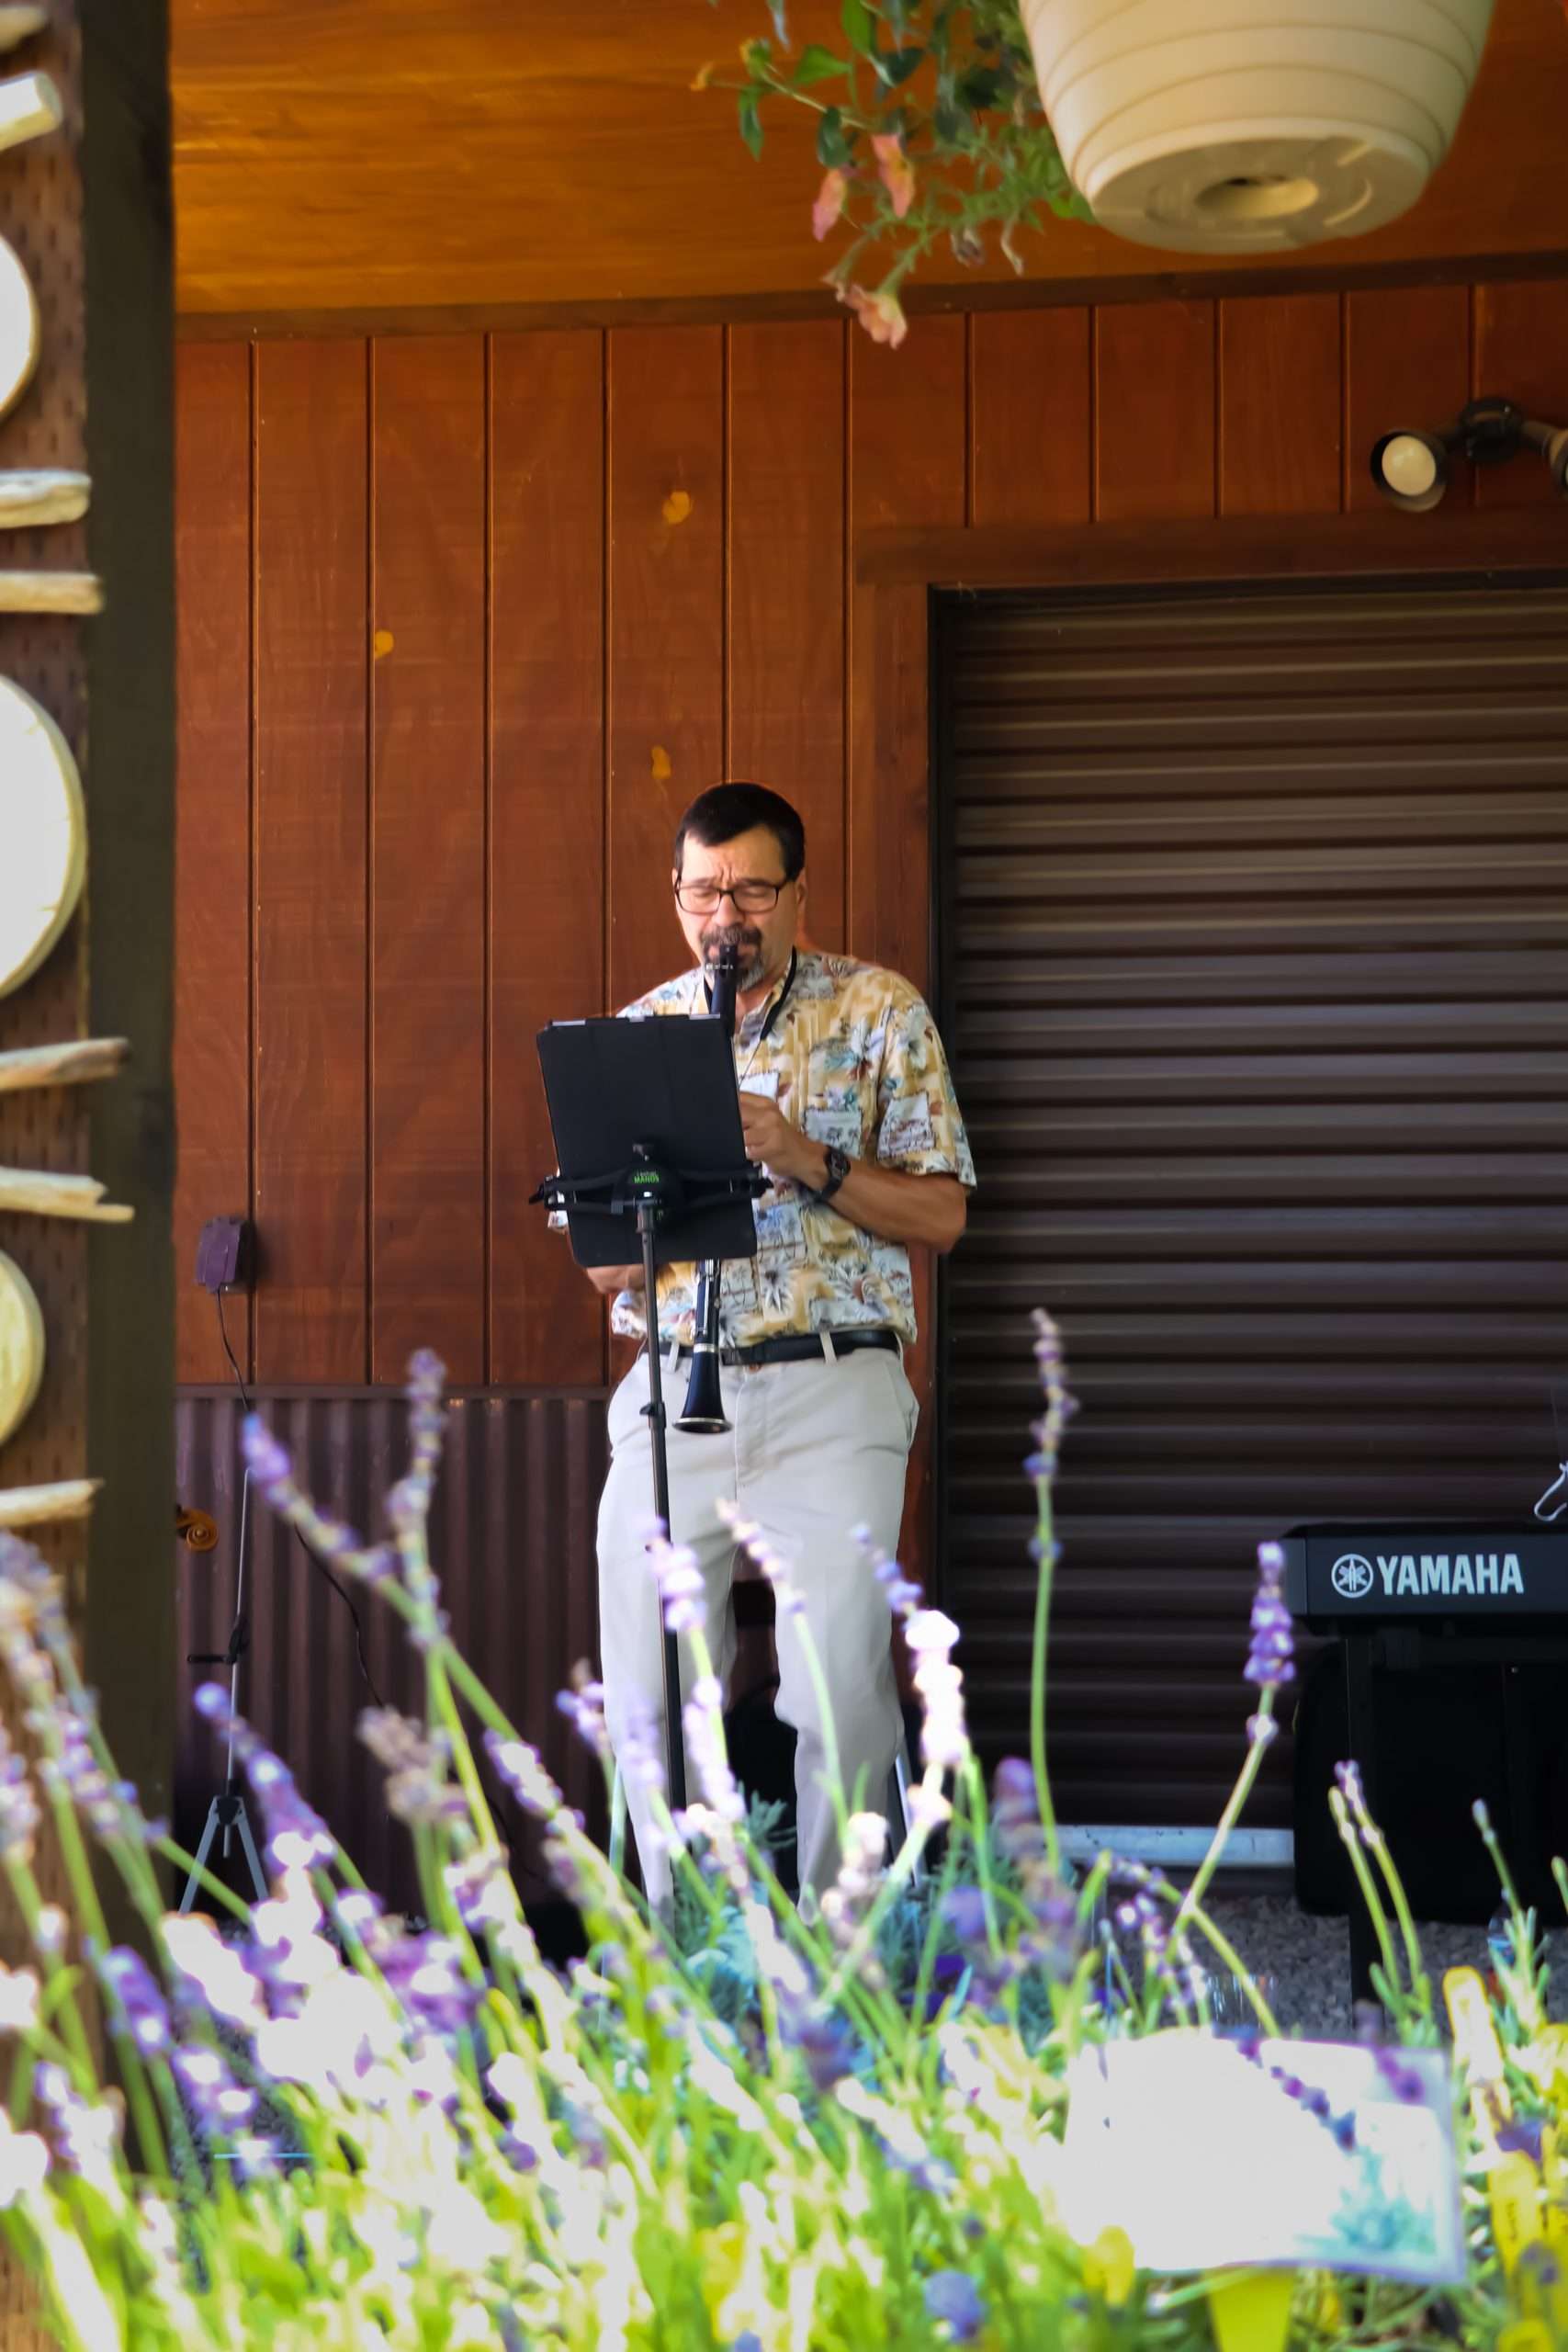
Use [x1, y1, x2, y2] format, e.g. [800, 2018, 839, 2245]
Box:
[610, 947, 976, 1350]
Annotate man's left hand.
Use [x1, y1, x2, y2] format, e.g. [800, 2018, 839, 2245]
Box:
[739, 1091, 821, 1191]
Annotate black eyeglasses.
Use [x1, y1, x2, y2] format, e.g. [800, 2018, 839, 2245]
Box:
[673, 876, 788, 914]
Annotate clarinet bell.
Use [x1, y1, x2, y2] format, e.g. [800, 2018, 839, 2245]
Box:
[673, 1340, 730, 1434]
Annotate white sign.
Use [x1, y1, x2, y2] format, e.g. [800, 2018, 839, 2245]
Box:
[1060, 2031, 1463, 2282]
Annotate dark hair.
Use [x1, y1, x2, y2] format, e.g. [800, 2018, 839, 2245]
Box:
[672, 783, 806, 884]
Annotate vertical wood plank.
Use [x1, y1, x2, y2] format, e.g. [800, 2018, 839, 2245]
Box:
[174, 340, 252, 1383]
[1094, 300, 1216, 522]
[607, 325, 724, 1009]
[371, 336, 487, 1384]
[848, 314, 966, 1594]
[491, 330, 606, 1388]
[971, 309, 1091, 528]
[1219, 294, 1342, 514]
[254, 340, 369, 1384]
[728, 321, 846, 949]
[848, 313, 965, 985]
[1474, 280, 1568, 508]
[1345, 284, 1472, 513]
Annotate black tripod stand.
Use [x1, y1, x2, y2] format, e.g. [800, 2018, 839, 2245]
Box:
[181, 1465, 268, 1909]
[534, 1015, 761, 1806]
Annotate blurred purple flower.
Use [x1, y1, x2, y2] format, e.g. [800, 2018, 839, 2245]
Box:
[405, 1350, 447, 1484]
[1244, 1540, 1295, 1692]
[172, 2044, 257, 2139]
[196, 1684, 334, 1872]
[649, 1540, 705, 1636]
[1027, 1310, 1077, 1483]
[97, 1947, 170, 2058]
[925, 2269, 986, 2342]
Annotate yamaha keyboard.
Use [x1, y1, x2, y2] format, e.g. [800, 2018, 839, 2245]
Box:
[1282, 1523, 1568, 1630]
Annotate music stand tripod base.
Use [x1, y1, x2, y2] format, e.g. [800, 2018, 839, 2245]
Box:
[180, 1788, 268, 1912]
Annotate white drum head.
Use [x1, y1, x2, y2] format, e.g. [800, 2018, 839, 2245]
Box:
[0, 234, 39, 421]
[0, 1250, 44, 1446]
[0, 677, 85, 999]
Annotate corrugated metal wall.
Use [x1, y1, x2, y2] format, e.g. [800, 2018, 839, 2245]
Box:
[935, 580, 1568, 1827]
[175, 1391, 607, 1910]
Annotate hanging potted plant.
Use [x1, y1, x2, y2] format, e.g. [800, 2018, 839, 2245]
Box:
[701, 0, 1496, 343]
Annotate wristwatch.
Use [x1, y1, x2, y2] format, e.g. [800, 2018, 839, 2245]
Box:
[815, 1144, 852, 1204]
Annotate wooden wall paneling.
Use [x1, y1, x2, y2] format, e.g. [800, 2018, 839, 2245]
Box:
[606, 325, 724, 1009]
[254, 340, 370, 1384]
[370, 336, 487, 1383]
[727, 321, 847, 948]
[1094, 300, 1217, 522]
[848, 314, 966, 1589]
[1474, 279, 1568, 507]
[490, 330, 606, 1388]
[847, 314, 966, 984]
[1345, 285, 1473, 514]
[970, 309, 1092, 529]
[174, 340, 252, 1382]
[1218, 294, 1342, 514]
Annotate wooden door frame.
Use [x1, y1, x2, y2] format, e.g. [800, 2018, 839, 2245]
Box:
[850, 503, 1568, 1595]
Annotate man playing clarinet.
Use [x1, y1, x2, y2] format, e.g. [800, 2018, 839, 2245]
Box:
[584, 782, 976, 1909]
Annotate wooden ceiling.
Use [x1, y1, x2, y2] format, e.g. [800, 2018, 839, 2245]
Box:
[170, 0, 1568, 325]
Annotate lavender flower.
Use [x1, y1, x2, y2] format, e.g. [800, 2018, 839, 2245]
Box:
[0, 1723, 38, 1861]
[683, 1674, 744, 1826]
[1244, 1540, 1294, 1692]
[718, 1504, 807, 1618]
[357, 1708, 468, 1828]
[905, 1609, 968, 1772]
[239, 1419, 395, 1584]
[649, 1539, 705, 1636]
[483, 1731, 562, 1822]
[97, 1947, 170, 2058]
[172, 2045, 257, 2138]
[195, 1683, 334, 1872]
[855, 1525, 924, 1619]
[34, 2064, 122, 2195]
[818, 1812, 887, 1948]
[557, 1668, 611, 1762]
[926, 2269, 987, 2343]
[404, 1348, 448, 1484]
[1025, 1310, 1077, 1482]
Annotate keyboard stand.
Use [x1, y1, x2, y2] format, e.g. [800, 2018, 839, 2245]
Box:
[1341, 1622, 1568, 2013]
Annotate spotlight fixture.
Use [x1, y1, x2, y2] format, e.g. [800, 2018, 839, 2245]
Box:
[1371, 396, 1568, 512]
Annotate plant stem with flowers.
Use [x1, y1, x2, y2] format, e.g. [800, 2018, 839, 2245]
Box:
[0, 1333, 1556, 2346]
[697, 0, 1094, 344]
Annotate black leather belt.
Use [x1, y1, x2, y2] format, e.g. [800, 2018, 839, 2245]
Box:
[667, 1329, 899, 1369]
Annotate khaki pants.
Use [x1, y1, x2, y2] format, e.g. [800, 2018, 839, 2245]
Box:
[596, 1342, 918, 1907]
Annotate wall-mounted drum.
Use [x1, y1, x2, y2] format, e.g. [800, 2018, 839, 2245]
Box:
[0, 675, 85, 999]
[0, 1250, 44, 1444]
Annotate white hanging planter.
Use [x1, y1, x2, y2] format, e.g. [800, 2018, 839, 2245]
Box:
[1019, 0, 1496, 254]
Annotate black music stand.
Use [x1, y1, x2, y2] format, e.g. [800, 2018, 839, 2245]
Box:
[532, 1015, 763, 1810]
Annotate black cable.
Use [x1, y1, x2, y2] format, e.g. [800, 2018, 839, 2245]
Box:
[215, 1288, 386, 1711]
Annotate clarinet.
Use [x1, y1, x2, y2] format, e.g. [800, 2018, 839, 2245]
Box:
[674, 944, 739, 1434]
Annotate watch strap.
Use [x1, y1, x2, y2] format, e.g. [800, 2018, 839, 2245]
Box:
[816, 1144, 851, 1203]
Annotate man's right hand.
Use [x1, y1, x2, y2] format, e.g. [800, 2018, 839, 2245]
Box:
[586, 1261, 645, 1296]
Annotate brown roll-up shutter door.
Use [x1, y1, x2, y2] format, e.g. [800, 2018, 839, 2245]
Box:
[933, 582, 1568, 1828]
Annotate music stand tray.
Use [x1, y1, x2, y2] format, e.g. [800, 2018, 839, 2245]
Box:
[533, 1013, 763, 1814]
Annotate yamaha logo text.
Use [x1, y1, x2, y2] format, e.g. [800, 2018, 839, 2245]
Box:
[1330, 1550, 1525, 1602]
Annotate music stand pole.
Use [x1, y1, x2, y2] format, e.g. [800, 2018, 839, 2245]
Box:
[632, 1167, 686, 1812]
[532, 1016, 762, 1824]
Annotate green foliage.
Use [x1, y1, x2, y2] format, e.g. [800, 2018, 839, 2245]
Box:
[698, 0, 1096, 337]
[0, 1334, 1559, 2346]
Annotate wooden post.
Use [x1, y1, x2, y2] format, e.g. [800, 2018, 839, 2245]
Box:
[0, 2, 172, 2335]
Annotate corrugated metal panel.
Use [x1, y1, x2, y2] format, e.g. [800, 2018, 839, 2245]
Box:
[934, 582, 1568, 1827]
[175, 1390, 607, 1910]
